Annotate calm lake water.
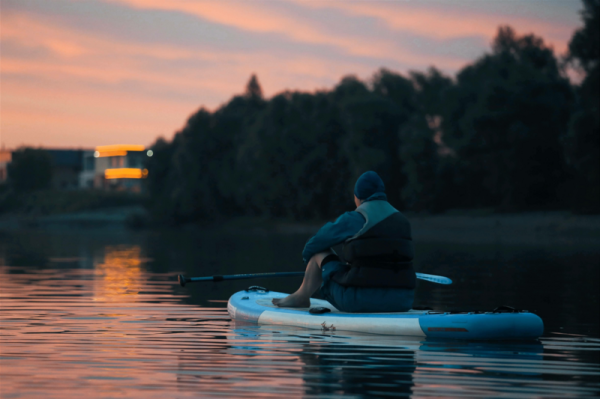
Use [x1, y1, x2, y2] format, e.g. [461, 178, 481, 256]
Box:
[1, 227, 599, 398]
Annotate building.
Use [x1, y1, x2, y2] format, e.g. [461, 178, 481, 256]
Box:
[47, 149, 84, 190]
[79, 150, 96, 189]
[80, 144, 152, 192]
[0, 145, 150, 192]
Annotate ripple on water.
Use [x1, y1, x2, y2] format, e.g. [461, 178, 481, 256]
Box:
[1, 265, 599, 398]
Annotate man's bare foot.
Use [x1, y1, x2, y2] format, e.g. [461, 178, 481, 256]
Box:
[272, 294, 310, 308]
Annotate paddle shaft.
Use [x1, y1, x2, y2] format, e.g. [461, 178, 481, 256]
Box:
[178, 271, 451, 287]
[178, 272, 305, 287]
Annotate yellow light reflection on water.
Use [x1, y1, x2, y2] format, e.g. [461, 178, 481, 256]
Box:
[94, 245, 143, 302]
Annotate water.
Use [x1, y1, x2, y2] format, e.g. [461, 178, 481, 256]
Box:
[1, 228, 599, 398]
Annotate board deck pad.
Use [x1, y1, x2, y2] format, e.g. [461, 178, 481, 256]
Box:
[228, 289, 544, 340]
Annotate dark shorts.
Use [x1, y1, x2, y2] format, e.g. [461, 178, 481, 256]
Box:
[320, 257, 415, 313]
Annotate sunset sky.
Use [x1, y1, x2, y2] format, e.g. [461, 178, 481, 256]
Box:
[0, 0, 584, 149]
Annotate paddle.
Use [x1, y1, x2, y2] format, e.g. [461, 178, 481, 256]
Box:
[416, 273, 452, 285]
[178, 271, 451, 287]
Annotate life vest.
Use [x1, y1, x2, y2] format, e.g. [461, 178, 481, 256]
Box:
[331, 200, 416, 289]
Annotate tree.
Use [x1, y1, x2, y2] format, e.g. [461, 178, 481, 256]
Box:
[336, 71, 417, 209]
[567, 0, 599, 73]
[8, 148, 53, 192]
[402, 68, 455, 212]
[237, 90, 351, 219]
[145, 78, 267, 223]
[245, 74, 264, 100]
[144, 137, 177, 223]
[442, 26, 573, 211]
[564, 0, 600, 213]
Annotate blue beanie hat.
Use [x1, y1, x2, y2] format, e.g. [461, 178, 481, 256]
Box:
[354, 171, 385, 200]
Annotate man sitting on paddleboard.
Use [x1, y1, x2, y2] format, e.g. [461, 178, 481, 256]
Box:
[273, 171, 416, 312]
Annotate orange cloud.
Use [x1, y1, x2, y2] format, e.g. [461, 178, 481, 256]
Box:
[0, 12, 366, 147]
[1, 1, 581, 148]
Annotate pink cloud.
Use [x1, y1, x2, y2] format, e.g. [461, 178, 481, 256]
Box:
[1, 12, 368, 147]
[108, 0, 577, 57]
[299, 1, 577, 54]
[1, 1, 581, 148]
[105, 0, 476, 63]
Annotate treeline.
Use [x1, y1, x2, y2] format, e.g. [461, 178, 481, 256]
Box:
[146, 2, 599, 223]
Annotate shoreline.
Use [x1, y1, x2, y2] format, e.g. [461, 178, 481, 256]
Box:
[2, 208, 598, 245]
[241, 211, 600, 245]
[0, 205, 147, 230]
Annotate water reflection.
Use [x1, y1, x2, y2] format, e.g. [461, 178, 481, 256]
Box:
[298, 343, 416, 397]
[225, 325, 418, 396]
[1, 228, 599, 398]
[223, 325, 600, 398]
[1, 265, 599, 398]
[93, 245, 145, 302]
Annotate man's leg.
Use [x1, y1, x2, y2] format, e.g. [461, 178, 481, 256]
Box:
[272, 251, 332, 308]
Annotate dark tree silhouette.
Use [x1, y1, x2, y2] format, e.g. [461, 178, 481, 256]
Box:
[568, 0, 599, 73]
[144, 15, 599, 224]
[245, 74, 264, 100]
[564, 0, 600, 213]
[442, 26, 572, 211]
[8, 148, 54, 192]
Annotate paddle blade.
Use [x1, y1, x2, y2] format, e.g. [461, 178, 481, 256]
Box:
[416, 273, 452, 285]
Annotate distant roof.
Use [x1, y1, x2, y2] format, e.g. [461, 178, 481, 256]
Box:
[46, 149, 83, 168]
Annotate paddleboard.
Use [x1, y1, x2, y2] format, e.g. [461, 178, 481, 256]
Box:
[227, 288, 544, 340]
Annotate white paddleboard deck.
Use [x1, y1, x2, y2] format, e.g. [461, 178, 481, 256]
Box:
[227, 289, 544, 340]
